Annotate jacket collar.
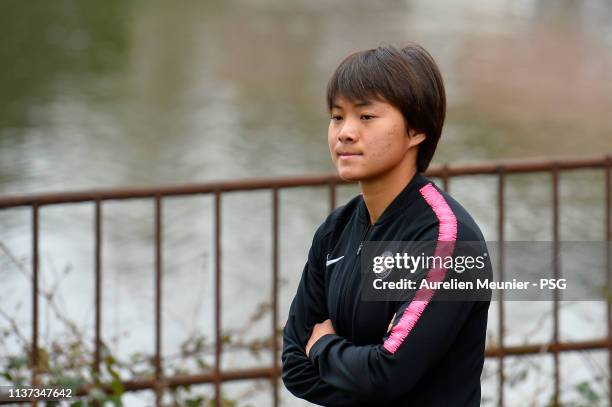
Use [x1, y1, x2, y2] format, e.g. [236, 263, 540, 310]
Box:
[357, 172, 431, 227]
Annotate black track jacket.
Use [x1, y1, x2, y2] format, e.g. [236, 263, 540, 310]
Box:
[281, 173, 491, 406]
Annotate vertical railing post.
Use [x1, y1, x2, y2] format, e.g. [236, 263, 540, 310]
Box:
[94, 200, 102, 379]
[497, 167, 505, 407]
[154, 196, 163, 405]
[605, 155, 611, 407]
[329, 179, 337, 211]
[214, 191, 222, 407]
[552, 164, 560, 406]
[442, 164, 450, 192]
[272, 187, 280, 407]
[31, 204, 39, 407]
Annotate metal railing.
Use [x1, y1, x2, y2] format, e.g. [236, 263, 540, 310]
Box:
[0, 154, 610, 406]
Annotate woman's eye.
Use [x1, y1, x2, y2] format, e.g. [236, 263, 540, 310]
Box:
[331, 115, 343, 121]
[361, 114, 374, 120]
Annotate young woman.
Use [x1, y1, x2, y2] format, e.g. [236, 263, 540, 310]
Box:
[281, 44, 490, 406]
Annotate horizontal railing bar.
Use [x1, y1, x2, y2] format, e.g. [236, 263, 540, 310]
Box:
[0, 174, 343, 208]
[122, 367, 278, 391]
[1, 154, 610, 208]
[426, 154, 610, 177]
[485, 337, 612, 357]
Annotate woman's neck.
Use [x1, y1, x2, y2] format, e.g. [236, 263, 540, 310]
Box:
[361, 166, 418, 225]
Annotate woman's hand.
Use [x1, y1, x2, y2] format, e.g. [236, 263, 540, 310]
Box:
[305, 319, 336, 357]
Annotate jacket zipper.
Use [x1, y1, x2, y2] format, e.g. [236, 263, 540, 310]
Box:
[354, 224, 372, 304]
[356, 224, 371, 256]
[343, 223, 372, 338]
[339, 224, 370, 309]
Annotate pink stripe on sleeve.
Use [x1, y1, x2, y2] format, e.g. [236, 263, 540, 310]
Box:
[383, 183, 458, 354]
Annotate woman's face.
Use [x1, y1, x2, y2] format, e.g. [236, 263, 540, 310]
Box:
[328, 96, 422, 182]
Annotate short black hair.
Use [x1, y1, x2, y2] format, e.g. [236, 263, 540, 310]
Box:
[326, 44, 446, 173]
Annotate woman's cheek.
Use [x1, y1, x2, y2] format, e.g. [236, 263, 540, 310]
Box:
[369, 142, 393, 161]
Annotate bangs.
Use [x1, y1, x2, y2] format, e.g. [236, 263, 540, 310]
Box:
[326, 50, 392, 110]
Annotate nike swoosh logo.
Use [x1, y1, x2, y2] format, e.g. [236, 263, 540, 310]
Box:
[326, 255, 345, 267]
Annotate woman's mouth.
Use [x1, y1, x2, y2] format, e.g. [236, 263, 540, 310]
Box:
[338, 152, 362, 160]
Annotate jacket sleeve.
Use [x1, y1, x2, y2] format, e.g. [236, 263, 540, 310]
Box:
[281, 225, 367, 406]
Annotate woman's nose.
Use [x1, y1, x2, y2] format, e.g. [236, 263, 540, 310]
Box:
[338, 121, 358, 143]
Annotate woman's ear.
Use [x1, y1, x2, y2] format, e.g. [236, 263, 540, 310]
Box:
[408, 129, 426, 148]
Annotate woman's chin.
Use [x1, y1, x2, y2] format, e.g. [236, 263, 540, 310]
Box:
[337, 169, 363, 182]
